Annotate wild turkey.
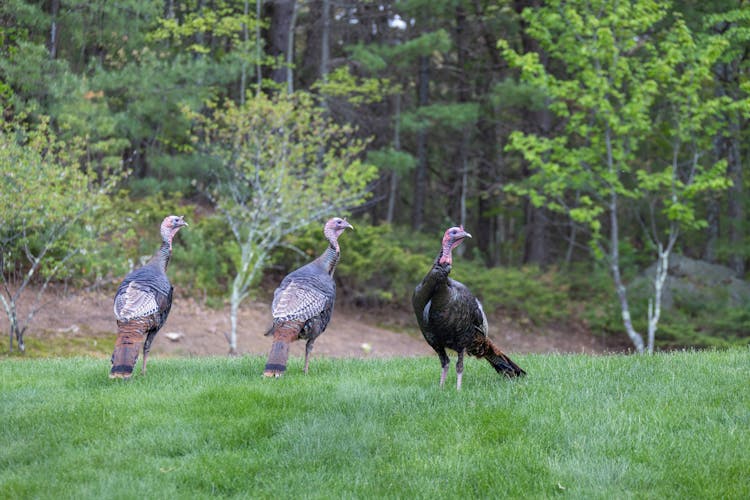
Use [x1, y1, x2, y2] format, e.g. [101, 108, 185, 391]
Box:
[413, 226, 525, 389]
[110, 215, 188, 379]
[263, 217, 354, 377]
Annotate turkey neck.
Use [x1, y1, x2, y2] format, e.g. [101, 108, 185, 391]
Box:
[317, 240, 341, 276]
[147, 239, 173, 273]
[422, 248, 454, 289]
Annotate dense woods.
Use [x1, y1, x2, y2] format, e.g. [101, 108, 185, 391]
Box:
[1, 0, 749, 351]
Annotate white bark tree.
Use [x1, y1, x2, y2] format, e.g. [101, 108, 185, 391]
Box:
[502, 2, 738, 353]
[0, 120, 118, 352]
[192, 91, 377, 354]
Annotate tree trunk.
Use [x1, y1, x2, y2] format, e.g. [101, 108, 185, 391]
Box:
[609, 201, 645, 354]
[194, 0, 205, 59]
[386, 93, 402, 224]
[605, 126, 645, 353]
[726, 118, 744, 276]
[2, 293, 26, 353]
[412, 55, 429, 230]
[255, 0, 262, 95]
[647, 235, 676, 354]
[524, 204, 549, 265]
[164, 0, 174, 19]
[287, 1, 298, 93]
[564, 219, 578, 266]
[321, 0, 330, 82]
[475, 95, 498, 266]
[713, 50, 746, 277]
[228, 283, 240, 355]
[48, 0, 60, 59]
[266, 0, 296, 85]
[516, 0, 552, 266]
[703, 132, 722, 262]
[240, 0, 250, 103]
[454, 4, 470, 229]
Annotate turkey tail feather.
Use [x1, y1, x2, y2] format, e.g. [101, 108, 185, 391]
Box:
[110, 319, 148, 379]
[471, 336, 526, 378]
[263, 321, 302, 377]
[486, 348, 526, 377]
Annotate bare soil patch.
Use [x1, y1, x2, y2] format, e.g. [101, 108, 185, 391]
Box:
[8, 287, 627, 359]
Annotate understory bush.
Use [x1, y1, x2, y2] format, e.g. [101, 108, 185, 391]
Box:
[578, 266, 750, 349]
[64, 194, 233, 304]
[36, 199, 750, 348]
[272, 223, 572, 325]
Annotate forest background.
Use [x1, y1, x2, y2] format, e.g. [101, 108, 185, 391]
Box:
[1, 0, 749, 355]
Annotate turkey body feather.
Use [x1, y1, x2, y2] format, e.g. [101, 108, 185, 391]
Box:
[416, 273, 489, 354]
[271, 263, 336, 325]
[109, 215, 186, 379]
[114, 267, 172, 321]
[263, 217, 352, 377]
[413, 227, 525, 389]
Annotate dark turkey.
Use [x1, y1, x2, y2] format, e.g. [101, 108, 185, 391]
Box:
[413, 226, 525, 389]
[110, 215, 187, 379]
[263, 217, 353, 377]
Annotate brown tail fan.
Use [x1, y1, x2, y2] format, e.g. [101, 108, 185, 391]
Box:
[470, 335, 526, 378]
[263, 321, 303, 377]
[110, 318, 149, 379]
[484, 342, 526, 378]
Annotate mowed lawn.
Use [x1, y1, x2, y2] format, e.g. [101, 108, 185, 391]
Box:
[1, 349, 748, 499]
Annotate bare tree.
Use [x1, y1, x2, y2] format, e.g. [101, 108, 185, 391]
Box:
[265, 0, 297, 86]
[0, 122, 118, 352]
[192, 92, 376, 353]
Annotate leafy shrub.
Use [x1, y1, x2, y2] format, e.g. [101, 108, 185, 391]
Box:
[578, 264, 750, 349]
[270, 223, 427, 307]
[69, 208, 750, 349]
[452, 263, 572, 324]
[68, 194, 233, 305]
[170, 214, 235, 304]
[271, 222, 571, 324]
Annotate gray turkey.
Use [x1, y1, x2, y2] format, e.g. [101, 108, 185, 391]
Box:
[263, 217, 353, 377]
[413, 226, 525, 389]
[110, 215, 187, 379]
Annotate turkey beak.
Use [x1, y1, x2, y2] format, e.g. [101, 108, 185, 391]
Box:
[177, 217, 188, 228]
[344, 221, 354, 231]
[461, 231, 472, 239]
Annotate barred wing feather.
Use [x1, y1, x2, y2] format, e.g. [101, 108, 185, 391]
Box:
[115, 281, 161, 321]
[272, 279, 330, 321]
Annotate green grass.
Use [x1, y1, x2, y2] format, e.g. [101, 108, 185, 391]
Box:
[1, 350, 749, 499]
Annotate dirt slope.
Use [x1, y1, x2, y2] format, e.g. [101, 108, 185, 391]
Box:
[16, 288, 623, 360]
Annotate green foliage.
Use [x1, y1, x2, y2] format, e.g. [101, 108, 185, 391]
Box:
[93, 194, 233, 302]
[388, 30, 452, 65]
[501, 0, 732, 248]
[273, 223, 427, 307]
[147, 1, 262, 57]
[1, 352, 749, 497]
[171, 214, 235, 304]
[366, 147, 416, 176]
[490, 78, 549, 110]
[400, 102, 480, 133]
[190, 91, 378, 301]
[0, 117, 121, 350]
[579, 266, 750, 349]
[0, 119, 118, 280]
[188, 90, 378, 349]
[347, 43, 389, 73]
[453, 264, 571, 325]
[501, 0, 741, 351]
[273, 222, 570, 325]
[313, 66, 398, 105]
[0, 39, 71, 116]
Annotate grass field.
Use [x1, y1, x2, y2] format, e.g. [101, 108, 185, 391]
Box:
[1, 350, 748, 499]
